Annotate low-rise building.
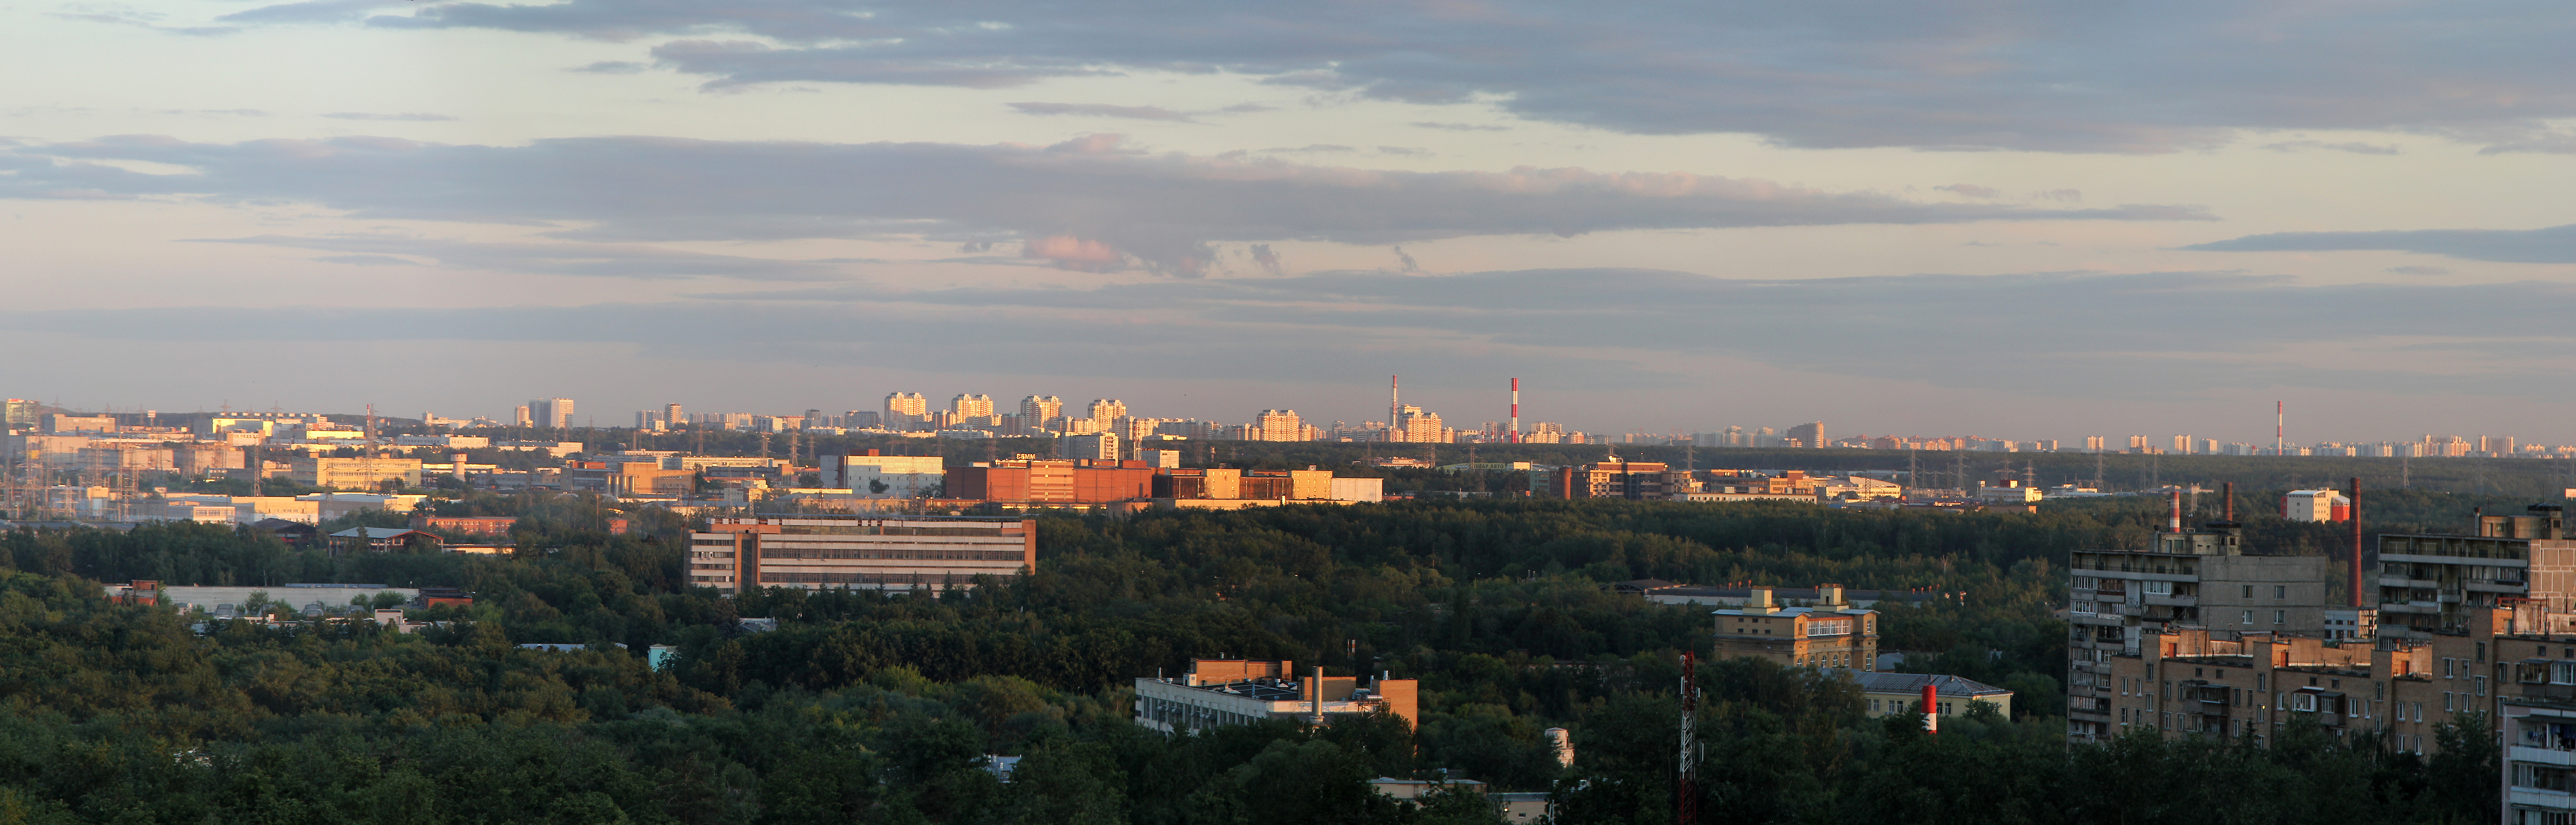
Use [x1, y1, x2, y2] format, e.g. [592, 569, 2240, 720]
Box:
[1133, 658, 1418, 734]
[690, 516, 1034, 595]
[946, 459, 1155, 504]
[329, 527, 443, 555]
[291, 457, 423, 490]
[1710, 585, 1879, 670]
[1835, 670, 2015, 719]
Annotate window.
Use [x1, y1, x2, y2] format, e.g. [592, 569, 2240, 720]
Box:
[2555, 662, 2576, 685]
[2274, 585, 2286, 599]
[2477, 676, 2487, 697]
[2243, 610, 2254, 625]
[2142, 580, 2172, 596]
[2444, 692, 2454, 712]
[2256, 673, 2266, 691]
[2444, 658, 2455, 678]
[2243, 585, 2253, 598]
[2274, 610, 2286, 625]
[2289, 693, 2316, 712]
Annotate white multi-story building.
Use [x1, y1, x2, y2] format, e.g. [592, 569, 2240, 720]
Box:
[689, 516, 1034, 595]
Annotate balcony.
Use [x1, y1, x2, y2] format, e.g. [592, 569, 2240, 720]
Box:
[2380, 576, 2436, 589]
[2144, 595, 2199, 608]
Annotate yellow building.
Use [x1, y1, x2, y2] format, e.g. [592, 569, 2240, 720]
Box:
[1710, 585, 1879, 670]
[291, 457, 423, 490]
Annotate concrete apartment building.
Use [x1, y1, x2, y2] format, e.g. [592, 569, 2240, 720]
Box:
[2066, 515, 2333, 741]
[1710, 585, 1878, 670]
[2376, 506, 2575, 639]
[689, 516, 1034, 595]
[1133, 658, 1419, 734]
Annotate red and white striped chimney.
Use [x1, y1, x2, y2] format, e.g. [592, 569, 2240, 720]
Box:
[1921, 683, 1939, 734]
[2167, 490, 2182, 533]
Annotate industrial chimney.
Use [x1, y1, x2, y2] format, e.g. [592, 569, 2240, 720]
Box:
[2349, 477, 2364, 608]
[1921, 683, 1940, 734]
[2166, 490, 2182, 533]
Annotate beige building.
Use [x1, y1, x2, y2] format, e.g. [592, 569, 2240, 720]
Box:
[1255, 409, 1304, 442]
[884, 392, 929, 429]
[1087, 399, 1127, 432]
[291, 457, 424, 490]
[1710, 585, 1878, 670]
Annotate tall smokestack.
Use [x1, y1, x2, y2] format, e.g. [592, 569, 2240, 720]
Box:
[2350, 477, 2364, 608]
[1389, 375, 1399, 439]
[2223, 481, 2234, 521]
[1509, 378, 1519, 443]
[1921, 683, 1939, 734]
[2167, 490, 2181, 533]
[2276, 400, 2284, 457]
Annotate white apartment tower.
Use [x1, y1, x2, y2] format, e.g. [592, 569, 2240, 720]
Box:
[1020, 395, 1064, 429]
[1256, 410, 1303, 442]
[885, 392, 929, 429]
[527, 398, 575, 429]
[1088, 399, 1127, 433]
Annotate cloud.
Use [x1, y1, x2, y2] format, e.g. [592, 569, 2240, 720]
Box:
[52, 6, 239, 35]
[2182, 225, 2576, 264]
[1391, 246, 1420, 273]
[1411, 121, 1509, 132]
[1247, 243, 1283, 276]
[1220, 103, 1279, 113]
[1006, 102, 1198, 122]
[200, 0, 2570, 152]
[2032, 189, 2082, 203]
[569, 60, 649, 74]
[2385, 265, 2451, 276]
[2259, 140, 2402, 155]
[310, 253, 422, 266]
[320, 112, 461, 121]
[0, 133, 2216, 277]
[1935, 184, 2002, 199]
[194, 234, 853, 280]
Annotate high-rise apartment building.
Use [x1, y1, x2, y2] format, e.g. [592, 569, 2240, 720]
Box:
[1394, 405, 1445, 443]
[2066, 516, 2332, 741]
[2174, 435, 2194, 454]
[527, 398, 575, 429]
[662, 403, 683, 427]
[1020, 396, 1064, 430]
[1255, 410, 1303, 442]
[2376, 507, 2573, 639]
[2, 399, 36, 428]
[2086, 436, 2106, 452]
[952, 394, 995, 418]
[514, 405, 533, 427]
[1786, 421, 1824, 449]
[1087, 399, 1126, 433]
[885, 392, 929, 430]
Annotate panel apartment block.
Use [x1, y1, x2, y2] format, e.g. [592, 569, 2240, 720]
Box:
[2066, 520, 2331, 741]
[689, 516, 1034, 595]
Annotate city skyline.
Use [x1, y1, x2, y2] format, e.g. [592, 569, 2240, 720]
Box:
[11, 385, 2571, 455]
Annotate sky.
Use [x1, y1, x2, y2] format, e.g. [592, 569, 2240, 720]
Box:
[2, 0, 2571, 445]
